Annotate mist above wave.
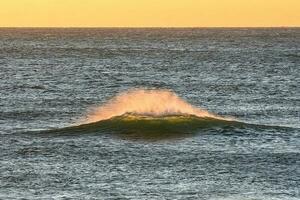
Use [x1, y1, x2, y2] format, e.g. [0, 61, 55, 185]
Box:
[83, 89, 230, 124]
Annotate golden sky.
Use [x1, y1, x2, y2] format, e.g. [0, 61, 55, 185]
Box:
[0, 0, 299, 27]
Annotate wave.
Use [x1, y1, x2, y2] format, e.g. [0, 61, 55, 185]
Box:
[32, 112, 297, 141]
[36, 113, 248, 140]
[31, 89, 296, 140]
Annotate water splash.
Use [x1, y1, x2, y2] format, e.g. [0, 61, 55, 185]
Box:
[83, 89, 230, 124]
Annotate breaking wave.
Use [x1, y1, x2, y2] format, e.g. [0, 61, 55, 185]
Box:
[32, 89, 295, 140]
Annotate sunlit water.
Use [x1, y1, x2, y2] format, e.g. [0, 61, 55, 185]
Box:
[0, 28, 299, 199]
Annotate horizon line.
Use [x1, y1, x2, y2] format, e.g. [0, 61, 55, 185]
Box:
[0, 26, 299, 29]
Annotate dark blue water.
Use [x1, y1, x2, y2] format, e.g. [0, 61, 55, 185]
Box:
[0, 28, 299, 199]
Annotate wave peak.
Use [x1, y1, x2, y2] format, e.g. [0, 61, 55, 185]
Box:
[84, 89, 228, 123]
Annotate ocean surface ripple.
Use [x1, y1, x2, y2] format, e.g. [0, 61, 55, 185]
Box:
[0, 28, 299, 199]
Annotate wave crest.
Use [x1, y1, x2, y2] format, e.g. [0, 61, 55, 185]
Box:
[83, 89, 229, 123]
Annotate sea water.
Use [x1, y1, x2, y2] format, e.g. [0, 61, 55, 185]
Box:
[0, 28, 299, 199]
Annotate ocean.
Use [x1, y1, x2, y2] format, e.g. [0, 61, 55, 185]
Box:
[0, 28, 299, 199]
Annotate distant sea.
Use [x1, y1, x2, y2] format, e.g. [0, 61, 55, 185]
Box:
[0, 28, 299, 199]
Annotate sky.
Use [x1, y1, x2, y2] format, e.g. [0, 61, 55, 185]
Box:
[0, 0, 299, 27]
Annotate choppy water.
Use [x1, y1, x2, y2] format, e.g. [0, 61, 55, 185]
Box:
[0, 28, 299, 199]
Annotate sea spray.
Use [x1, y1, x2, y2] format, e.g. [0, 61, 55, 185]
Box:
[83, 89, 229, 123]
